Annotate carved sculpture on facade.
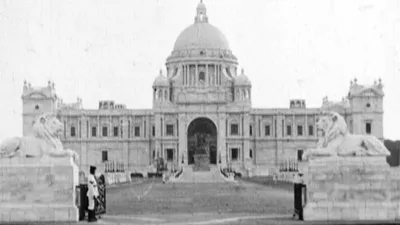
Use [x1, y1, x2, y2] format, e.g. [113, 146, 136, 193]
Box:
[0, 113, 79, 163]
[303, 111, 390, 159]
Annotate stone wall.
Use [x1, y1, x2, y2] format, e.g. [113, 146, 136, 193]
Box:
[304, 157, 400, 221]
[0, 158, 79, 223]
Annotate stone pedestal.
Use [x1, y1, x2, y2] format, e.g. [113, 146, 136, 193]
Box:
[303, 156, 400, 221]
[0, 157, 79, 223]
[193, 154, 210, 171]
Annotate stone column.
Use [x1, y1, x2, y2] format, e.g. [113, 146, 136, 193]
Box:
[184, 65, 187, 86]
[305, 113, 308, 136]
[214, 64, 217, 86]
[178, 114, 187, 166]
[243, 113, 250, 162]
[217, 65, 220, 85]
[195, 64, 198, 86]
[109, 115, 112, 138]
[154, 114, 162, 159]
[292, 115, 295, 136]
[97, 116, 100, 139]
[218, 114, 227, 167]
[206, 64, 209, 86]
[80, 116, 86, 139]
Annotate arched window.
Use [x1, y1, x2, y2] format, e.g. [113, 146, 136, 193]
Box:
[158, 90, 163, 100]
[245, 89, 249, 99]
[199, 71, 205, 82]
[249, 149, 253, 158]
[164, 90, 168, 100]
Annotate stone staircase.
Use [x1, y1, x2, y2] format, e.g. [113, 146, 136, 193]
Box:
[170, 165, 235, 183]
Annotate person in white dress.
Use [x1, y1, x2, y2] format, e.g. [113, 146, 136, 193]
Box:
[87, 165, 99, 222]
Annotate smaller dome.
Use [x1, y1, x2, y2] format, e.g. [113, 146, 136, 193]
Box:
[153, 70, 169, 87]
[234, 69, 251, 86]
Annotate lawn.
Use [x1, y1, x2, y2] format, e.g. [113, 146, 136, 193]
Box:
[106, 178, 294, 216]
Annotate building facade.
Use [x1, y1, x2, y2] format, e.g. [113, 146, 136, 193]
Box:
[21, 2, 385, 176]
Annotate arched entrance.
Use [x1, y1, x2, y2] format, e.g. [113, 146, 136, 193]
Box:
[187, 117, 217, 166]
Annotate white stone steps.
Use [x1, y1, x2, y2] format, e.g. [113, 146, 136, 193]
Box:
[170, 165, 235, 183]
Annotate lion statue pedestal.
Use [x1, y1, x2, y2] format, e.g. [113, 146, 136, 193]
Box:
[302, 111, 398, 221]
[0, 113, 80, 223]
[303, 156, 400, 221]
[0, 157, 79, 222]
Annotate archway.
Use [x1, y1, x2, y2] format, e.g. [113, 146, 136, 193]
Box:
[187, 117, 217, 165]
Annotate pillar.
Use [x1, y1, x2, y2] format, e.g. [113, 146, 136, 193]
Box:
[178, 114, 188, 166]
[109, 115, 112, 138]
[218, 115, 227, 167]
[305, 113, 308, 136]
[97, 116, 100, 139]
[243, 113, 250, 162]
[206, 64, 209, 86]
[214, 64, 217, 86]
[195, 64, 198, 86]
[292, 114, 295, 137]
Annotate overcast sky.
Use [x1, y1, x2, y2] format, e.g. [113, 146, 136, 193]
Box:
[0, 0, 399, 141]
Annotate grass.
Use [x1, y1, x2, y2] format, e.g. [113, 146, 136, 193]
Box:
[106, 178, 294, 215]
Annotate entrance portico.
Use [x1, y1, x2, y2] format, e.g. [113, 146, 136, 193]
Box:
[187, 117, 217, 170]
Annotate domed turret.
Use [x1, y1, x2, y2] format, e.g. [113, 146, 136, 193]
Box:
[234, 69, 251, 86]
[153, 70, 169, 87]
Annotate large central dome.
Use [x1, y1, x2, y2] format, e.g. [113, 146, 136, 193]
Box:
[173, 23, 230, 51]
[172, 1, 230, 51]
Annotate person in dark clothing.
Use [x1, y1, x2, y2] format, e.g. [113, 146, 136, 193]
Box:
[293, 173, 305, 220]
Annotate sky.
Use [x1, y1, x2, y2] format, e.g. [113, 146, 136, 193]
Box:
[0, 0, 399, 141]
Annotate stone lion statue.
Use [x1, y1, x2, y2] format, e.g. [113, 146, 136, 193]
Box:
[303, 111, 390, 159]
[0, 113, 79, 163]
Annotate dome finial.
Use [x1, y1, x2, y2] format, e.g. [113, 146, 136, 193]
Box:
[195, 0, 208, 23]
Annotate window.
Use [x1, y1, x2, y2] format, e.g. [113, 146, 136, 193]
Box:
[70, 126, 76, 137]
[249, 149, 253, 158]
[35, 105, 40, 110]
[167, 149, 174, 161]
[231, 148, 239, 161]
[308, 125, 314, 136]
[297, 125, 303, 136]
[286, 125, 292, 136]
[102, 127, 108, 137]
[152, 126, 155, 136]
[264, 125, 271, 136]
[152, 150, 156, 159]
[230, 124, 239, 135]
[113, 126, 119, 137]
[199, 72, 205, 82]
[297, 149, 304, 161]
[366, 122, 372, 134]
[134, 126, 140, 137]
[92, 127, 97, 137]
[249, 125, 253, 136]
[102, 151, 108, 162]
[166, 124, 174, 136]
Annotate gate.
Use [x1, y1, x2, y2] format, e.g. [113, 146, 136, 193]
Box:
[95, 174, 106, 215]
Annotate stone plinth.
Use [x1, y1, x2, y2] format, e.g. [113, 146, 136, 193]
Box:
[304, 156, 400, 221]
[193, 154, 210, 171]
[0, 157, 79, 223]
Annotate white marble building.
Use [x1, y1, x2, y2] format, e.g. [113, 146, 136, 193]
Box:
[21, 2, 385, 176]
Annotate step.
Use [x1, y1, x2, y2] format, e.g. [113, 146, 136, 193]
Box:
[170, 166, 235, 183]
